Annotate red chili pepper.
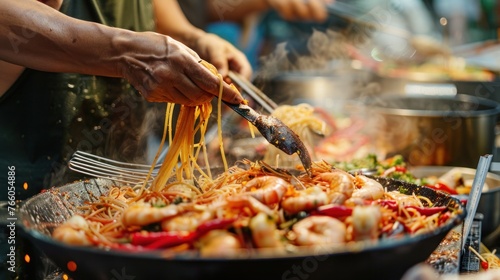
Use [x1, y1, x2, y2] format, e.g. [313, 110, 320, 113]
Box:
[130, 231, 179, 246]
[110, 243, 148, 252]
[196, 218, 236, 236]
[376, 200, 398, 210]
[130, 218, 236, 249]
[426, 182, 458, 195]
[406, 205, 447, 216]
[144, 231, 197, 249]
[311, 205, 353, 217]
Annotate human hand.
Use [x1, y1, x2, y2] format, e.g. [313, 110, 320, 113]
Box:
[267, 0, 334, 22]
[120, 33, 244, 106]
[190, 33, 252, 80]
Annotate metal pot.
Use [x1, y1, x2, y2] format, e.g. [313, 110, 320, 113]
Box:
[351, 94, 500, 167]
[409, 166, 500, 245]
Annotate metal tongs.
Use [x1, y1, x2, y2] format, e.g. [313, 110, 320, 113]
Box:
[226, 71, 312, 176]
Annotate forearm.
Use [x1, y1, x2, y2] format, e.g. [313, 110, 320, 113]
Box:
[0, 0, 158, 78]
[153, 0, 205, 46]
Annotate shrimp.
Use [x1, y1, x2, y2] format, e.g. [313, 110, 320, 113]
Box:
[350, 205, 382, 241]
[351, 175, 384, 201]
[52, 215, 92, 246]
[292, 216, 346, 246]
[162, 182, 201, 200]
[281, 186, 328, 214]
[314, 169, 354, 204]
[198, 230, 242, 257]
[161, 211, 212, 232]
[244, 176, 290, 206]
[249, 212, 284, 249]
[122, 202, 189, 227]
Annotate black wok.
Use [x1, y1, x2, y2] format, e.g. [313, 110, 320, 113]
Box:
[19, 177, 465, 280]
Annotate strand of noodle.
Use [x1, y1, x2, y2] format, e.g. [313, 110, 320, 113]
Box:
[248, 121, 256, 138]
[193, 103, 212, 179]
[167, 103, 175, 144]
[136, 103, 171, 196]
[216, 73, 228, 172]
[99, 221, 124, 234]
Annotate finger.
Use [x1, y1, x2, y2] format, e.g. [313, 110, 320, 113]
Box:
[289, 0, 311, 20]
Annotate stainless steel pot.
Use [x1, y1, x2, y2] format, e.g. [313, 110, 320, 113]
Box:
[351, 94, 500, 168]
[409, 166, 500, 246]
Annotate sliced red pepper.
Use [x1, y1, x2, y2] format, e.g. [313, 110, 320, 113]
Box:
[437, 211, 452, 226]
[406, 205, 447, 216]
[311, 205, 353, 217]
[130, 218, 236, 249]
[376, 200, 398, 210]
[426, 182, 458, 195]
[110, 243, 148, 252]
[377, 200, 447, 216]
[196, 217, 236, 236]
[144, 231, 197, 249]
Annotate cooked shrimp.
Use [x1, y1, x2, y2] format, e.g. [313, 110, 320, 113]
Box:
[122, 202, 189, 227]
[198, 230, 242, 257]
[52, 215, 92, 246]
[350, 205, 382, 241]
[161, 210, 212, 232]
[281, 186, 328, 214]
[314, 170, 354, 204]
[249, 212, 284, 249]
[292, 216, 346, 246]
[244, 176, 290, 206]
[352, 175, 384, 201]
[227, 195, 276, 217]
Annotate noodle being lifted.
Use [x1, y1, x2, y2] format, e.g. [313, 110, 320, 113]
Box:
[51, 62, 462, 256]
